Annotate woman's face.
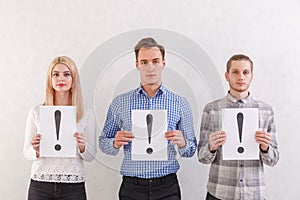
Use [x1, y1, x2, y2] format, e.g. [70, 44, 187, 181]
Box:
[51, 63, 73, 93]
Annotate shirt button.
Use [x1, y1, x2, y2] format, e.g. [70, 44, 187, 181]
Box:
[240, 179, 243, 182]
[240, 164, 243, 167]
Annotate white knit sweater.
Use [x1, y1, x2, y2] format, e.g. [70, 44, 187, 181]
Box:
[23, 105, 97, 183]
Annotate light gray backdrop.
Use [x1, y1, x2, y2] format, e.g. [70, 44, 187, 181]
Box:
[1, 0, 299, 199]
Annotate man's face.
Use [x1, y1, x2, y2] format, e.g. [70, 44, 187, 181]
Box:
[136, 47, 166, 86]
[225, 60, 253, 94]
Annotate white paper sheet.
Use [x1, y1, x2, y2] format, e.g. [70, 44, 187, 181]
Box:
[131, 110, 168, 160]
[39, 106, 77, 157]
[222, 108, 259, 160]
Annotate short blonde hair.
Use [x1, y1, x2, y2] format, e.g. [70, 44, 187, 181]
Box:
[44, 56, 84, 122]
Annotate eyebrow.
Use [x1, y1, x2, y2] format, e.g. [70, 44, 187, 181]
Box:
[52, 71, 71, 74]
[140, 58, 161, 62]
[52, 70, 70, 72]
[230, 68, 250, 72]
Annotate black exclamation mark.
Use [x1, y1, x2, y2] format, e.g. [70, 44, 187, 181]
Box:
[146, 114, 153, 154]
[237, 112, 244, 154]
[54, 110, 62, 151]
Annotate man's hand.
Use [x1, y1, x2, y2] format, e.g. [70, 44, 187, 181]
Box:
[209, 131, 226, 152]
[165, 130, 186, 148]
[255, 130, 271, 152]
[113, 131, 134, 149]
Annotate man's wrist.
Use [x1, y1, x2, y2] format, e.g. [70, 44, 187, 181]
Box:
[113, 140, 121, 149]
[178, 139, 187, 148]
[208, 144, 216, 153]
[260, 145, 269, 153]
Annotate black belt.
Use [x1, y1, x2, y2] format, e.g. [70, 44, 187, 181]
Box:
[123, 173, 177, 186]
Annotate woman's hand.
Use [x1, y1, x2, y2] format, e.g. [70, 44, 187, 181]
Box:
[74, 132, 86, 153]
[31, 134, 41, 158]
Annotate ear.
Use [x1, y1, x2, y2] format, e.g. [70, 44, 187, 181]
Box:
[225, 72, 229, 81]
[135, 61, 139, 70]
[162, 59, 166, 69]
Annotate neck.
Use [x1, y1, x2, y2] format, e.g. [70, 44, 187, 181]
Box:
[54, 92, 72, 105]
[142, 83, 161, 98]
[229, 89, 249, 100]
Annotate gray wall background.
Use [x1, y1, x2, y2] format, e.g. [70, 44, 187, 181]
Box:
[1, 0, 299, 199]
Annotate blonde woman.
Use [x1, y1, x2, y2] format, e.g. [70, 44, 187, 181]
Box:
[23, 56, 97, 200]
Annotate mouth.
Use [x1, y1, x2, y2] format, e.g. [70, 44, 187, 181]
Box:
[147, 74, 156, 77]
[57, 84, 65, 87]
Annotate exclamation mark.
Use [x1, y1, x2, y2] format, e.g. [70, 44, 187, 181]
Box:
[54, 110, 62, 151]
[237, 112, 244, 154]
[146, 114, 153, 154]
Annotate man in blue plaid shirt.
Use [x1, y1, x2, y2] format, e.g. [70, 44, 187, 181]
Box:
[99, 37, 197, 200]
[198, 54, 279, 200]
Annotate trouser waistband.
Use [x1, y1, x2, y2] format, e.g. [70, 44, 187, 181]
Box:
[122, 173, 177, 186]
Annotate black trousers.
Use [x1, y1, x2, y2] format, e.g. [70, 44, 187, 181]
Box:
[28, 179, 86, 200]
[119, 173, 181, 200]
[206, 192, 221, 200]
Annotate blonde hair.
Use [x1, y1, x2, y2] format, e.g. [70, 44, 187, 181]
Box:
[44, 56, 84, 122]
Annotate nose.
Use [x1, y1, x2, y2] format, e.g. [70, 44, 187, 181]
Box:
[58, 74, 65, 81]
[238, 72, 244, 79]
[147, 63, 155, 71]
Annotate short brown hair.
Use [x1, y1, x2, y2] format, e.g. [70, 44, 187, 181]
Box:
[134, 37, 165, 61]
[226, 54, 253, 73]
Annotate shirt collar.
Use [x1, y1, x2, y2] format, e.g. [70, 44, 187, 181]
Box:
[226, 91, 252, 104]
[136, 84, 166, 97]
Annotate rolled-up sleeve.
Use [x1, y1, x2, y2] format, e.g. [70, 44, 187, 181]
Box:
[260, 108, 279, 166]
[197, 105, 217, 164]
[99, 97, 121, 156]
[177, 97, 197, 157]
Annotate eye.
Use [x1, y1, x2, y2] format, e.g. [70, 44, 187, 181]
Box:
[52, 72, 59, 77]
[141, 61, 147, 65]
[243, 70, 250, 75]
[64, 72, 71, 77]
[153, 60, 160, 64]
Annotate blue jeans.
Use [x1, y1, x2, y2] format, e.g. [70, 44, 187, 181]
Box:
[28, 179, 87, 200]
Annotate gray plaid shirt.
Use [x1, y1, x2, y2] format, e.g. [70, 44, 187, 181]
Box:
[198, 92, 279, 200]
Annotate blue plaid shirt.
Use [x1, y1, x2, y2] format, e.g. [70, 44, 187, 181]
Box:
[99, 85, 197, 178]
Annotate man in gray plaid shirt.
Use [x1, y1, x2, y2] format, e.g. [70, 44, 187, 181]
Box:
[198, 54, 279, 200]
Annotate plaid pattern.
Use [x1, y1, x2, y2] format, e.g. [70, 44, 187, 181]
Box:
[198, 92, 279, 200]
[99, 85, 197, 178]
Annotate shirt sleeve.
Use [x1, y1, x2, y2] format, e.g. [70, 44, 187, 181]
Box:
[79, 108, 97, 162]
[259, 107, 279, 166]
[23, 106, 39, 160]
[177, 97, 197, 157]
[197, 105, 217, 164]
[99, 97, 121, 156]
